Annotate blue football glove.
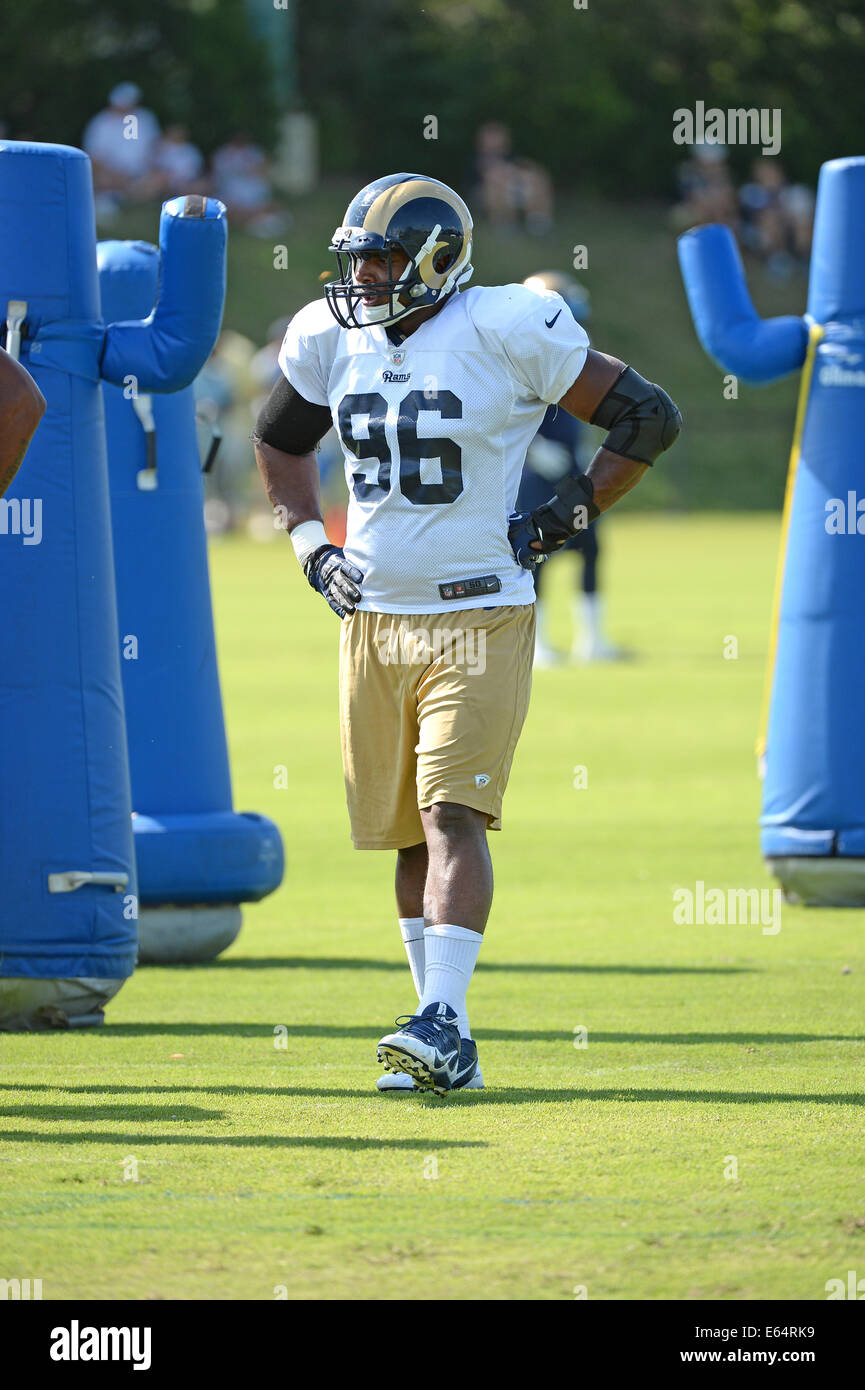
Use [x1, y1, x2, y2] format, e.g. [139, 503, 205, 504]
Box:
[507, 511, 553, 571]
[304, 545, 364, 619]
[508, 474, 600, 571]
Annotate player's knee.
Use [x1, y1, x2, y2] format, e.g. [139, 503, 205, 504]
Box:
[397, 841, 427, 866]
[423, 800, 486, 840]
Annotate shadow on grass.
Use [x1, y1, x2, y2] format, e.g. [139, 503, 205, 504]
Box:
[1, 1085, 862, 1107]
[85, 1024, 865, 1044]
[0, 1103, 223, 1122]
[192, 957, 754, 976]
[444, 1088, 865, 1107]
[95, 1023, 593, 1040]
[0, 1129, 485, 1149]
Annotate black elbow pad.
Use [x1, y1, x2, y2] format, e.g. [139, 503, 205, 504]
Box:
[253, 375, 333, 455]
[591, 366, 682, 465]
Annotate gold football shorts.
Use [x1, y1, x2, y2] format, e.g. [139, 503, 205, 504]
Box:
[339, 604, 535, 849]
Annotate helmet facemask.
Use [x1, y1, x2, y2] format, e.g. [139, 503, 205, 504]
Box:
[325, 223, 473, 330]
[352, 244, 420, 328]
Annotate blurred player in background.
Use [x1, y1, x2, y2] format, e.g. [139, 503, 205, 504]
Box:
[519, 272, 629, 665]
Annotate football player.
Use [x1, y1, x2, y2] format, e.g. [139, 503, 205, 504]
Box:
[518, 271, 629, 665]
[253, 174, 681, 1095]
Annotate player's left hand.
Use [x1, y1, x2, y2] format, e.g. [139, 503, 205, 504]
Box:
[507, 511, 562, 570]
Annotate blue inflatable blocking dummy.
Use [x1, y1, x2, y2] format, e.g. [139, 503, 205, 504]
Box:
[679, 157, 865, 904]
[98, 240, 284, 962]
[0, 141, 222, 1025]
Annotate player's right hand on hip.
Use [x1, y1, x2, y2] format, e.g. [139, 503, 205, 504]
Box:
[304, 545, 364, 619]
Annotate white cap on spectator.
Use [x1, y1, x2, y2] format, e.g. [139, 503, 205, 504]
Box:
[695, 142, 727, 163]
[109, 82, 141, 109]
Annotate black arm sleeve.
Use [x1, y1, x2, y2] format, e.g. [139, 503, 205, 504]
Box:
[252, 375, 333, 455]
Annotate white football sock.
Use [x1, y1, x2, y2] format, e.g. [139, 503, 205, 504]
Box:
[579, 593, 604, 643]
[419, 924, 482, 1039]
[398, 917, 425, 1000]
[455, 1009, 473, 1041]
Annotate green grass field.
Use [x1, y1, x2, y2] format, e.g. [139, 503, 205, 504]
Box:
[3, 514, 864, 1301]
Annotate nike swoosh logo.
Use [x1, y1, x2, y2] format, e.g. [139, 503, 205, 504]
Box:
[545, 309, 562, 329]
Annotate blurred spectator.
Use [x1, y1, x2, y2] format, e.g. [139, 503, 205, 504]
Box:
[784, 181, 816, 264]
[470, 121, 554, 235]
[247, 314, 347, 543]
[82, 83, 161, 218]
[249, 316, 292, 410]
[211, 133, 290, 237]
[739, 158, 814, 276]
[672, 143, 738, 231]
[194, 330, 258, 534]
[151, 124, 207, 198]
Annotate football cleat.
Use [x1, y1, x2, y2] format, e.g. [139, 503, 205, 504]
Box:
[377, 1002, 461, 1095]
[376, 1037, 484, 1093]
[533, 638, 564, 669]
[575, 635, 635, 664]
[376, 1070, 416, 1093]
[451, 1037, 482, 1089]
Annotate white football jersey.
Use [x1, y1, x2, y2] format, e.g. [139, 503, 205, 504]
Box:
[278, 283, 589, 613]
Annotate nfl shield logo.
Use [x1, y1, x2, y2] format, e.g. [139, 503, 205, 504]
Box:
[390, 349, 406, 367]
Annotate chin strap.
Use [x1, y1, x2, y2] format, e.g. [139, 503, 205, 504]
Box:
[440, 252, 474, 300]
